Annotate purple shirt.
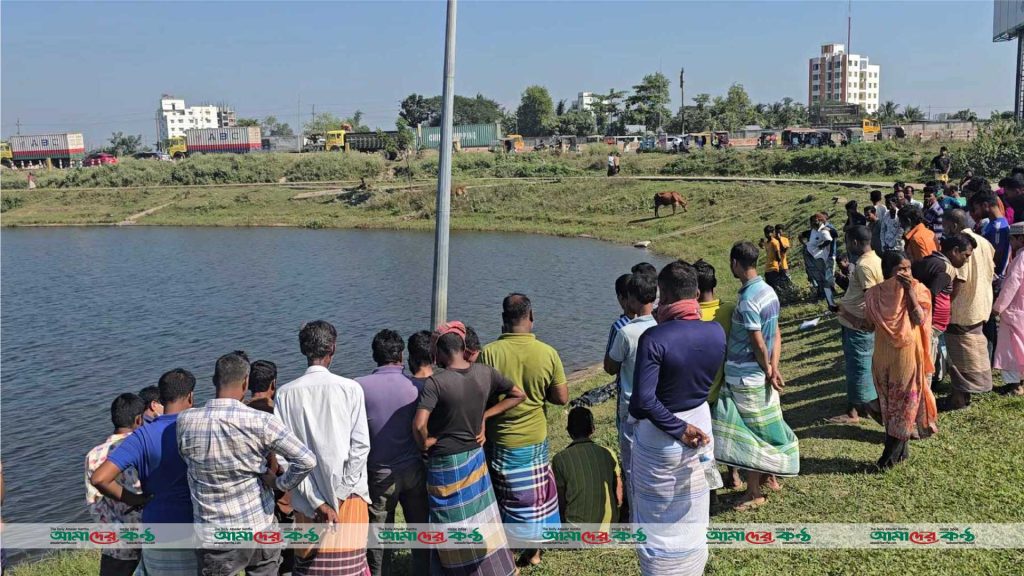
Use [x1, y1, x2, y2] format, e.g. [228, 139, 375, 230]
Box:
[356, 365, 422, 470]
[628, 319, 726, 439]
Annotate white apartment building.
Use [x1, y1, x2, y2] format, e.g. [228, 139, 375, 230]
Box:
[574, 91, 597, 112]
[157, 96, 220, 141]
[808, 44, 880, 113]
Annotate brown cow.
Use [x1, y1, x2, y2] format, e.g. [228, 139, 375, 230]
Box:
[453, 185, 467, 197]
[653, 192, 687, 217]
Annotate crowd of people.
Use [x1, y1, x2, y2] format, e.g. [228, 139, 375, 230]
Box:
[80, 164, 1024, 576]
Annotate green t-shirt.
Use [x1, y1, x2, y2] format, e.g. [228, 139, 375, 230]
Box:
[480, 333, 567, 448]
[552, 439, 620, 527]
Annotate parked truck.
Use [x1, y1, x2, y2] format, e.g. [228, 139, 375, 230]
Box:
[165, 127, 261, 158]
[0, 141, 12, 167]
[8, 133, 86, 168]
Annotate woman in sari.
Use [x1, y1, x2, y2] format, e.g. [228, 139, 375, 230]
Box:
[864, 250, 939, 469]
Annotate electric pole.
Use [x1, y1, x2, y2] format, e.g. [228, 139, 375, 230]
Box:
[431, 0, 457, 327]
[679, 68, 685, 134]
[16, 118, 22, 135]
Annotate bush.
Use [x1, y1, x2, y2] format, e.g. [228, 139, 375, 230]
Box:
[659, 143, 921, 179]
[171, 154, 288, 185]
[283, 153, 387, 182]
[954, 122, 1024, 178]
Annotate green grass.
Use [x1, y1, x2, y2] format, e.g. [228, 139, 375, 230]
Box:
[6, 171, 1024, 575]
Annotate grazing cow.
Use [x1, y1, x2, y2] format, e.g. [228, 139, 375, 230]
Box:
[453, 185, 467, 197]
[654, 192, 688, 217]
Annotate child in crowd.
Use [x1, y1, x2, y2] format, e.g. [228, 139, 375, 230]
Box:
[551, 407, 622, 529]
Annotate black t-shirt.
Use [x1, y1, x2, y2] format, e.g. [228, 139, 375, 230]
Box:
[418, 364, 514, 457]
[932, 154, 950, 173]
[911, 254, 953, 300]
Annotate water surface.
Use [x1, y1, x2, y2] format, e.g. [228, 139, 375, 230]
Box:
[0, 227, 670, 524]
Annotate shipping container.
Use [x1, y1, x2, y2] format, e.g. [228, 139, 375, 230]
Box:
[416, 122, 502, 149]
[185, 127, 261, 154]
[10, 133, 86, 161]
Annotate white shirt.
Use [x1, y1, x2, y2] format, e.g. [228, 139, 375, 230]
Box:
[808, 225, 833, 261]
[275, 365, 371, 515]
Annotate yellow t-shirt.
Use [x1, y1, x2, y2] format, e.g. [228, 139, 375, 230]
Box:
[699, 299, 735, 403]
[764, 238, 782, 274]
[778, 236, 791, 271]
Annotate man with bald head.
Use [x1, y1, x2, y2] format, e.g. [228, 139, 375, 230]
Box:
[942, 209, 996, 410]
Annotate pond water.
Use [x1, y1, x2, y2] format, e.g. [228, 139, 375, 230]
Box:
[0, 227, 670, 525]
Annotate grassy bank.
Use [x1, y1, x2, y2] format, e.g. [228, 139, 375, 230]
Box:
[1, 137, 992, 191]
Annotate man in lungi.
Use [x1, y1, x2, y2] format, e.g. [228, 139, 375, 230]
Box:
[712, 241, 800, 511]
[830, 225, 884, 424]
[480, 294, 568, 567]
[942, 210, 996, 410]
[629, 260, 726, 576]
[413, 321, 525, 576]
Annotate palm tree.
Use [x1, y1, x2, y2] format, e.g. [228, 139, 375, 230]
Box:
[877, 101, 900, 124]
[901, 105, 925, 123]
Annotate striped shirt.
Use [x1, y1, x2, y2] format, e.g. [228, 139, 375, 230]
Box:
[604, 314, 631, 357]
[176, 398, 316, 532]
[725, 276, 780, 380]
[551, 438, 619, 526]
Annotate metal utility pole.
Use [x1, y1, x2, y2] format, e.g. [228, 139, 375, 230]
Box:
[16, 118, 21, 135]
[297, 94, 302, 152]
[847, 0, 852, 53]
[679, 68, 685, 134]
[431, 0, 457, 327]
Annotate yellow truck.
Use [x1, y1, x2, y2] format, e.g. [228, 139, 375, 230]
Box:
[0, 141, 12, 167]
[166, 136, 187, 159]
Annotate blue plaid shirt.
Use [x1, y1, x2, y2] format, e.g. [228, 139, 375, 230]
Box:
[176, 398, 316, 531]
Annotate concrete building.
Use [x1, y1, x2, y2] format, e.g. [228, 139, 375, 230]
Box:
[574, 91, 597, 112]
[217, 106, 237, 128]
[808, 44, 880, 114]
[156, 95, 223, 141]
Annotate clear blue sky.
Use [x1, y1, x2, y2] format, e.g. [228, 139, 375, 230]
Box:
[1, 1, 1014, 148]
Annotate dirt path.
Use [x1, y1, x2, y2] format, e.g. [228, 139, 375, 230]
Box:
[117, 202, 173, 226]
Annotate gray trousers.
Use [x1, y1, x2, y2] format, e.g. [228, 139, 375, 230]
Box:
[367, 461, 430, 576]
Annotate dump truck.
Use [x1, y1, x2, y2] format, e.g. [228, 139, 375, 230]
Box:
[0, 142, 12, 167]
[8, 133, 86, 168]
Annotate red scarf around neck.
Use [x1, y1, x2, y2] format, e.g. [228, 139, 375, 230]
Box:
[655, 299, 701, 323]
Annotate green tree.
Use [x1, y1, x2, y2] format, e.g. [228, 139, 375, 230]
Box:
[516, 85, 556, 137]
[952, 109, 978, 122]
[399, 94, 432, 127]
[405, 93, 506, 127]
[501, 111, 518, 135]
[236, 118, 260, 127]
[105, 132, 144, 156]
[625, 72, 672, 131]
[590, 88, 626, 135]
[555, 109, 597, 136]
[260, 116, 294, 137]
[876, 101, 900, 124]
[708, 83, 756, 132]
[901, 105, 925, 123]
[556, 99, 566, 116]
[343, 110, 370, 132]
[305, 112, 345, 135]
